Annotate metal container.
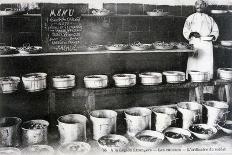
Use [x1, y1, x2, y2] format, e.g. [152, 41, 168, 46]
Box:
[22, 120, 49, 146]
[84, 75, 108, 89]
[189, 124, 217, 140]
[124, 107, 152, 136]
[139, 72, 162, 85]
[22, 145, 54, 155]
[188, 70, 210, 82]
[217, 68, 232, 81]
[163, 71, 186, 83]
[52, 75, 75, 89]
[0, 147, 21, 155]
[22, 73, 47, 92]
[57, 114, 87, 144]
[130, 43, 152, 51]
[177, 102, 202, 129]
[0, 117, 22, 147]
[146, 9, 169, 16]
[164, 127, 193, 144]
[152, 107, 177, 132]
[203, 101, 229, 126]
[113, 74, 136, 87]
[134, 130, 164, 147]
[0, 76, 20, 93]
[218, 120, 232, 134]
[105, 44, 128, 51]
[57, 142, 91, 155]
[221, 40, 232, 47]
[90, 110, 117, 140]
[97, 134, 129, 152]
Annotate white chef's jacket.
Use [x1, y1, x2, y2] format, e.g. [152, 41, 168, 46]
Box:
[183, 12, 219, 79]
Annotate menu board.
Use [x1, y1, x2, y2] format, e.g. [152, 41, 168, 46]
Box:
[42, 4, 88, 52]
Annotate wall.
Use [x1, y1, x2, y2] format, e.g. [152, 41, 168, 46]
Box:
[1, 2, 232, 47]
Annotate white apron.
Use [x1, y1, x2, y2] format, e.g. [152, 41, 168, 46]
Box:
[183, 13, 219, 80]
[187, 38, 213, 79]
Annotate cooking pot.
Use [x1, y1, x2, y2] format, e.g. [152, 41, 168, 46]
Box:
[188, 70, 210, 82]
[84, 75, 108, 89]
[0, 76, 20, 93]
[113, 74, 136, 87]
[22, 73, 47, 92]
[163, 71, 186, 83]
[139, 72, 162, 85]
[217, 68, 232, 81]
[52, 75, 75, 89]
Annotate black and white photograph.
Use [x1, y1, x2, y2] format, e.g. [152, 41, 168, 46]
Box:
[0, 0, 232, 154]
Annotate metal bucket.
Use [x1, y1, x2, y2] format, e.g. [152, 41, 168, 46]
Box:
[152, 107, 177, 132]
[177, 102, 202, 129]
[203, 101, 229, 126]
[57, 114, 87, 144]
[0, 117, 22, 147]
[90, 110, 117, 140]
[124, 107, 152, 136]
[22, 120, 49, 146]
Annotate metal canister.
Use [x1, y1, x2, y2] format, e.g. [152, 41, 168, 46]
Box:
[0, 117, 22, 147]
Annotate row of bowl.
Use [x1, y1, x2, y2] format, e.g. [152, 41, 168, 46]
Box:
[0, 68, 231, 93]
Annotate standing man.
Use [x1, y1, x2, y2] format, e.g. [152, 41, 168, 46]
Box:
[183, 0, 219, 80]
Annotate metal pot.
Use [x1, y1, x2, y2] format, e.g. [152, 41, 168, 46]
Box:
[124, 107, 152, 136]
[113, 74, 136, 87]
[188, 70, 210, 82]
[21, 120, 49, 146]
[90, 110, 117, 140]
[139, 72, 162, 85]
[22, 73, 47, 92]
[57, 114, 87, 144]
[52, 75, 75, 89]
[217, 68, 232, 81]
[152, 107, 177, 132]
[163, 71, 186, 83]
[0, 117, 22, 147]
[0, 76, 20, 93]
[177, 102, 202, 129]
[84, 75, 108, 89]
[203, 101, 229, 126]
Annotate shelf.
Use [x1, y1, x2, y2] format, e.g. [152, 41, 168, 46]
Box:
[0, 49, 194, 57]
[71, 81, 213, 97]
[81, 14, 175, 17]
[214, 44, 232, 51]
